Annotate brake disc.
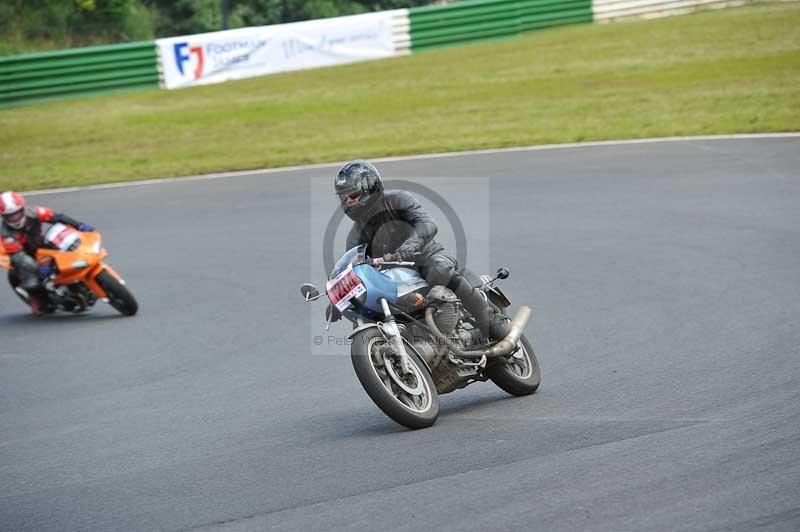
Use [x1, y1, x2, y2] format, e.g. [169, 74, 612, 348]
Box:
[383, 353, 424, 395]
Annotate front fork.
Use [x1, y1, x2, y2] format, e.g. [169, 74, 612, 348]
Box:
[82, 262, 124, 299]
[379, 298, 413, 374]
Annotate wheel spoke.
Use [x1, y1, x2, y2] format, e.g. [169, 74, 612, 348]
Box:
[398, 394, 414, 409]
[412, 394, 424, 409]
[512, 344, 532, 378]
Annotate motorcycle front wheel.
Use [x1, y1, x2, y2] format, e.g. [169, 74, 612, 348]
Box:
[350, 328, 439, 430]
[95, 270, 138, 316]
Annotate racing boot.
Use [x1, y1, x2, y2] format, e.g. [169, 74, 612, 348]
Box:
[26, 287, 53, 317]
[452, 278, 511, 341]
[27, 290, 45, 316]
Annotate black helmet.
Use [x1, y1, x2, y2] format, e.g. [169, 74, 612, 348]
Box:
[335, 160, 384, 220]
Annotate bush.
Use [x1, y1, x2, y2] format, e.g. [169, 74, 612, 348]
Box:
[0, 0, 154, 55]
[0, 0, 434, 55]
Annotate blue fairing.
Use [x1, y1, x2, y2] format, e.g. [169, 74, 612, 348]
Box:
[352, 265, 427, 314]
[353, 264, 428, 316]
[353, 264, 397, 312]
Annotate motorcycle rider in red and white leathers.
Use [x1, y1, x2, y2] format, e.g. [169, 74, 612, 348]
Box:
[1, 191, 93, 315]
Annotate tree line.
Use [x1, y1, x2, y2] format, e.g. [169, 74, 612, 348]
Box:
[0, 0, 433, 55]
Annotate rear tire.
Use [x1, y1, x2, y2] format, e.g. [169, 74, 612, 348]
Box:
[95, 270, 138, 316]
[461, 271, 540, 395]
[351, 328, 439, 429]
[486, 334, 540, 396]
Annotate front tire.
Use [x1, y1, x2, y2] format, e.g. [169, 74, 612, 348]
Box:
[486, 334, 540, 396]
[95, 270, 138, 316]
[351, 328, 439, 429]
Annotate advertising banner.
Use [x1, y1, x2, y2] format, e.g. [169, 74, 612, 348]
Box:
[157, 11, 399, 89]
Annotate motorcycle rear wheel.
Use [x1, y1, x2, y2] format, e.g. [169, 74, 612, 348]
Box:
[486, 334, 541, 396]
[351, 328, 439, 429]
[95, 270, 138, 316]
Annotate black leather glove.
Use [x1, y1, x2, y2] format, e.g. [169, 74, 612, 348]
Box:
[394, 248, 420, 262]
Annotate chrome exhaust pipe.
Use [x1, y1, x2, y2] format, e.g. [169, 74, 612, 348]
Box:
[484, 306, 531, 358]
[425, 305, 532, 359]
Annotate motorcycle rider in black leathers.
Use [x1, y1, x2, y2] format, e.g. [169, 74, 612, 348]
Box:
[1, 191, 93, 315]
[335, 160, 511, 341]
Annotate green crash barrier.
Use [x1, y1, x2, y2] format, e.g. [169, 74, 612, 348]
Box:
[409, 0, 593, 52]
[0, 41, 159, 108]
[2, 0, 759, 108]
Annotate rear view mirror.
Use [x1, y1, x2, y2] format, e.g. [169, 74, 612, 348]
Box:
[300, 283, 321, 301]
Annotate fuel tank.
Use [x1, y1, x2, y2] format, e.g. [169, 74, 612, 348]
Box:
[386, 267, 429, 312]
[353, 265, 429, 314]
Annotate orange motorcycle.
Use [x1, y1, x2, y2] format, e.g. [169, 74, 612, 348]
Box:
[0, 223, 138, 316]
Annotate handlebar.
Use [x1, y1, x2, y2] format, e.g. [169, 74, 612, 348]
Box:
[370, 258, 416, 267]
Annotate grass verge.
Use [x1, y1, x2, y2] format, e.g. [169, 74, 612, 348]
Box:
[2, 2, 799, 190]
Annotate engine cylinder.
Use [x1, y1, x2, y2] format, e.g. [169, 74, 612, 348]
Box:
[427, 286, 460, 334]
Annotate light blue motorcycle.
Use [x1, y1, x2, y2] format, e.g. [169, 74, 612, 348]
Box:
[301, 244, 540, 429]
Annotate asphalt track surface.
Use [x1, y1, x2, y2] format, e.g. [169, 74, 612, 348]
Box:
[1, 137, 799, 532]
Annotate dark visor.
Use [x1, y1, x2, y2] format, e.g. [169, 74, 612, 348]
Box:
[2, 210, 24, 224]
[338, 189, 361, 200]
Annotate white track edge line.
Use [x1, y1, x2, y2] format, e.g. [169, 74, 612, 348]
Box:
[24, 132, 800, 196]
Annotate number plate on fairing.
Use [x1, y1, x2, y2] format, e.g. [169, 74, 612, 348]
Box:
[44, 223, 81, 251]
[326, 264, 366, 311]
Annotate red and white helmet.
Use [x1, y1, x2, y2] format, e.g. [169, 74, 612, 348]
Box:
[0, 191, 27, 229]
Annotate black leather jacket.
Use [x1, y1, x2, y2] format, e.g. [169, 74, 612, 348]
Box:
[345, 190, 444, 261]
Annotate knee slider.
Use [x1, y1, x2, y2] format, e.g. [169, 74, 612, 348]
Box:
[10, 252, 37, 272]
